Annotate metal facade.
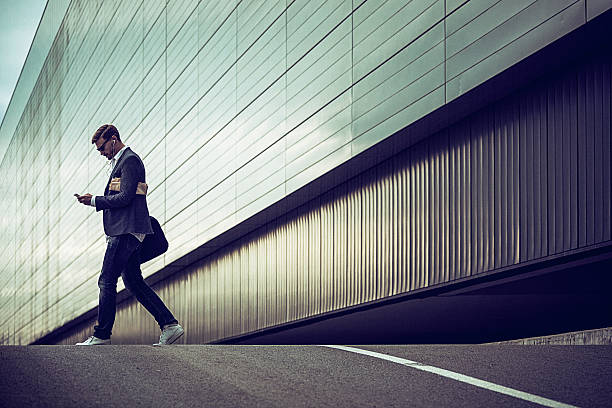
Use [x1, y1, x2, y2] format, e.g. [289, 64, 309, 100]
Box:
[0, 0, 609, 344]
[61, 52, 611, 345]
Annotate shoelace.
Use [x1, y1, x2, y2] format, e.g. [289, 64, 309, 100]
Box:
[158, 326, 178, 344]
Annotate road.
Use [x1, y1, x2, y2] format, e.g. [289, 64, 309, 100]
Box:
[1, 345, 610, 407]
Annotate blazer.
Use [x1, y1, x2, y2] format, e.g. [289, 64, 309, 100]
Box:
[95, 147, 154, 237]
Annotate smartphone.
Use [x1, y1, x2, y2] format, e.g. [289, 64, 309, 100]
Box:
[74, 193, 80, 198]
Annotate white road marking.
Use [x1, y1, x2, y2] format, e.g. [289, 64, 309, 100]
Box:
[322, 345, 579, 408]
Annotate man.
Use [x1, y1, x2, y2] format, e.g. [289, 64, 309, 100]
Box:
[75, 124, 184, 346]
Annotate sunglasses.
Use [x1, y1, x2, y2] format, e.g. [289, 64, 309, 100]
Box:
[97, 138, 112, 152]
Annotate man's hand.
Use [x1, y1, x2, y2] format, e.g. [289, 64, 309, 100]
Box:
[77, 193, 92, 206]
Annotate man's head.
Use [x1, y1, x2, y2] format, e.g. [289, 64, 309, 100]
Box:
[92, 124, 124, 160]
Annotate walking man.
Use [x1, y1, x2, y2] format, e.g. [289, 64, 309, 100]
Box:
[75, 124, 184, 345]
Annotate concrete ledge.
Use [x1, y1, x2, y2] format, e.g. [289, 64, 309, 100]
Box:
[485, 327, 612, 345]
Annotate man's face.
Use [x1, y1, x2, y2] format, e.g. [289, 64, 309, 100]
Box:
[95, 137, 115, 160]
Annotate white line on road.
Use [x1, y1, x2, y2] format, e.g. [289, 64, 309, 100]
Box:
[322, 345, 579, 408]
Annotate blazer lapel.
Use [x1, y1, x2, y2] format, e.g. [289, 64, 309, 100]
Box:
[104, 148, 131, 194]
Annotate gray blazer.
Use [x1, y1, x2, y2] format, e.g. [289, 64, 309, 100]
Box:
[95, 147, 153, 237]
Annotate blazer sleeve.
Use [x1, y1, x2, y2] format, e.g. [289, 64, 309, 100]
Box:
[95, 156, 141, 211]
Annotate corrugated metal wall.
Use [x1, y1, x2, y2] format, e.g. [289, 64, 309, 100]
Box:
[60, 51, 612, 345]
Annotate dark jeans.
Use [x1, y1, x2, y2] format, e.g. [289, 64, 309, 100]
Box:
[93, 234, 178, 340]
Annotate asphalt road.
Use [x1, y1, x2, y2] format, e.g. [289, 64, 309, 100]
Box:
[1, 345, 610, 407]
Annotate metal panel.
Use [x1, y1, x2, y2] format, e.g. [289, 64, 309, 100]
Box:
[351, 68, 445, 156]
[237, 6, 285, 113]
[353, 0, 442, 82]
[587, 0, 612, 21]
[446, 0, 536, 59]
[446, 0, 585, 101]
[287, 0, 350, 68]
[321, 193, 334, 312]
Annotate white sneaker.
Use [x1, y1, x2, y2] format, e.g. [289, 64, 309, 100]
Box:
[153, 323, 184, 346]
[76, 335, 111, 345]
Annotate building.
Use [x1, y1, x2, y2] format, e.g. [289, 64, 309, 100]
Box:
[1, 0, 611, 345]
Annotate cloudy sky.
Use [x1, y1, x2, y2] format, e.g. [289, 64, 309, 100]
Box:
[0, 0, 47, 125]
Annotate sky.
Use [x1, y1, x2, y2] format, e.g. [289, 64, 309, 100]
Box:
[0, 0, 47, 125]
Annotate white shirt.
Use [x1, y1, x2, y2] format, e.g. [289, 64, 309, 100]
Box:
[90, 145, 146, 243]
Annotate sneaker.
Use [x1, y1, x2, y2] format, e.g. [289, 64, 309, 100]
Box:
[153, 323, 184, 346]
[76, 335, 111, 345]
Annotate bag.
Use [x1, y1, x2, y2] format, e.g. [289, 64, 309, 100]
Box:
[140, 216, 168, 264]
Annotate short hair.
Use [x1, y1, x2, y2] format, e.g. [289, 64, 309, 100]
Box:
[91, 124, 121, 144]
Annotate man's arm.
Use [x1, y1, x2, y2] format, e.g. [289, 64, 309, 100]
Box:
[94, 156, 141, 211]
